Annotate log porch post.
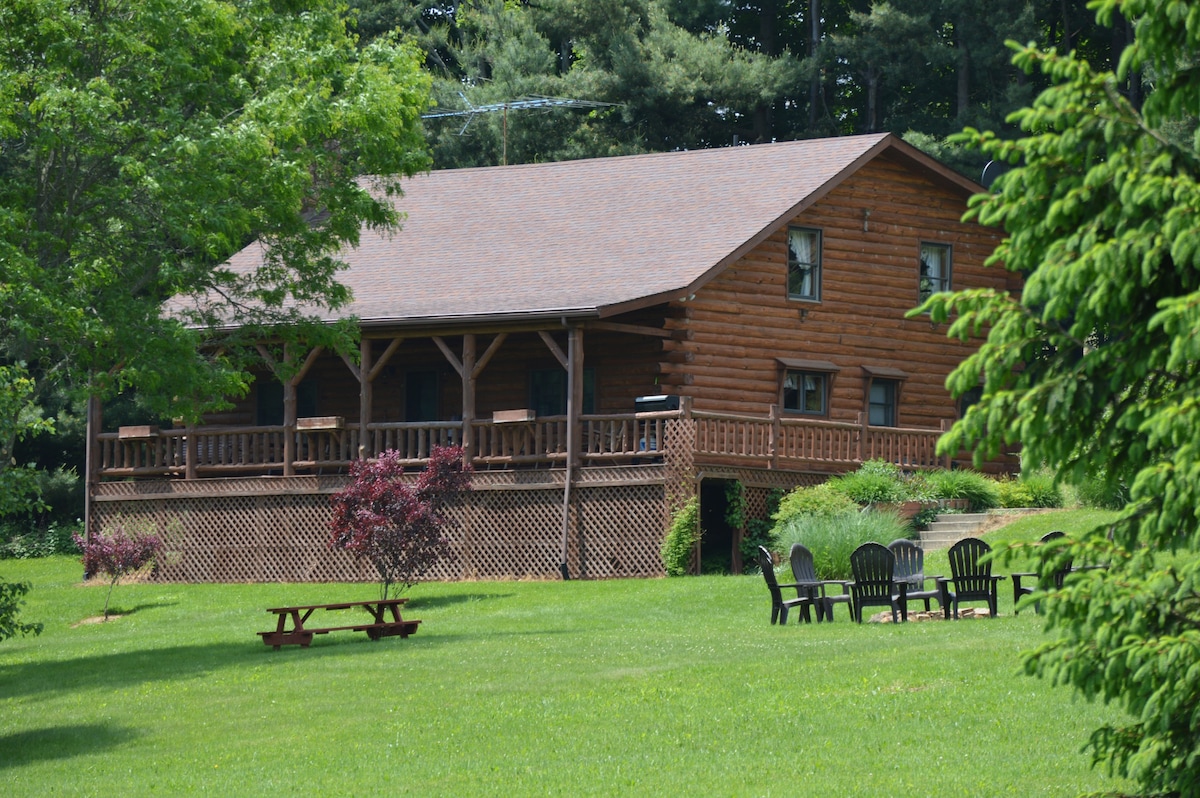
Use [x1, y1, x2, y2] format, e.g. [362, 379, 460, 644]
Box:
[559, 325, 583, 578]
[358, 337, 373, 459]
[462, 334, 477, 462]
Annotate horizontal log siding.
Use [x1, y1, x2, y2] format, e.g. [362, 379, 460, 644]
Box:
[667, 154, 1006, 429]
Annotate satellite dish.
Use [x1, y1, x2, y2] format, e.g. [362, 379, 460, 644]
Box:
[981, 160, 1011, 189]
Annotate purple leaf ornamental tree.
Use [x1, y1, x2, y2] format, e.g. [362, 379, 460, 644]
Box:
[73, 527, 163, 620]
[329, 446, 472, 600]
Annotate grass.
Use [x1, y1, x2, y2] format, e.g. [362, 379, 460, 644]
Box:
[0, 509, 1132, 796]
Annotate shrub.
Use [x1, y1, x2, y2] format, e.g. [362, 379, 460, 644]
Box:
[996, 473, 1063, 508]
[1072, 469, 1128, 510]
[826, 460, 912, 504]
[330, 446, 472, 599]
[661, 498, 699, 576]
[0, 578, 43, 642]
[773, 483, 858, 522]
[923, 469, 1000, 512]
[1, 520, 82, 559]
[772, 508, 909, 580]
[73, 526, 163, 620]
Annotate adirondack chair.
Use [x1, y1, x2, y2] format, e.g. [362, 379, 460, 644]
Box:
[887, 538, 942, 613]
[848, 542, 906, 623]
[757, 546, 814, 625]
[1011, 531, 1069, 614]
[789, 543, 853, 622]
[938, 537, 1006, 619]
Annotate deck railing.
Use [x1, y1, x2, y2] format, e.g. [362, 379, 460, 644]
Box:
[94, 409, 947, 479]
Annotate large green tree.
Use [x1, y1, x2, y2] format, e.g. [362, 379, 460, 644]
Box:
[924, 1, 1200, 792]
[0, 0, 431, 503]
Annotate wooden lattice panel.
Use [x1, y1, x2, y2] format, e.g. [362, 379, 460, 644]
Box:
[91, 466, 672, 583]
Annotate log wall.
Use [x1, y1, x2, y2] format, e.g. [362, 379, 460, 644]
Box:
[663, 153, 1008, 428]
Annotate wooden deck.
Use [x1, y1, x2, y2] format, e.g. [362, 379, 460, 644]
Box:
[95, 408, 949, 481]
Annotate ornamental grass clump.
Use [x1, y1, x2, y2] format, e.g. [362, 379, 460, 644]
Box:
[73, 526, 163, 620]
[329, 446, 472, 599]
[772, 509, 908, 580]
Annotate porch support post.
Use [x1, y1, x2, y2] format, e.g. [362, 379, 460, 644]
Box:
[462, 335, 477, 462]
[769, 403, 780, 469]
[560, 325, 583, 579]
[84, 394, 101, 538]
[358, 337, 373, 459]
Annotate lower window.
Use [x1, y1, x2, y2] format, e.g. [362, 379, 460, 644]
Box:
[783, 370, 828, 415]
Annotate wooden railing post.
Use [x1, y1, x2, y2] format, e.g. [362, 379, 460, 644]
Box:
[185, 424, 197, 480]
[856, 411, 866, 464]
[769, 403, 780, 469]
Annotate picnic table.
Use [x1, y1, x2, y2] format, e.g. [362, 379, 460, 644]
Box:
[258, 598, 420, 649]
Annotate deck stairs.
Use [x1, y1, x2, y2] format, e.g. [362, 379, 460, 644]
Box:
[919, 512, 994, 550]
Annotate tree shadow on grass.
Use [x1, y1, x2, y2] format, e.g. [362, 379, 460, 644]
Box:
[97, 599, 179, 617]
[0, 723, 141, 770]
[403, 592, 514, 610]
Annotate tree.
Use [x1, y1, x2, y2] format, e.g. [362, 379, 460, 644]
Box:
[74, 526, 163, 620]
[329, 446, 472, 598]
[0, 0, 432, 498]
[921, 1, 1200, 792]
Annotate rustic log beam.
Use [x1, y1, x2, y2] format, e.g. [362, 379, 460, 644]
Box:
[584, 321, 672, 339]
[433, 336, 464, 378]
[538, 330, 568, 370]
[472, 332, 508, 379]
[367, 337, 404, 383]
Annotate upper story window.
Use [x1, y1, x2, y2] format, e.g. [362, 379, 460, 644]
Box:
[787, 227, 822, 301]
[919, 242, 951, 303]
[783, 370, 828, 415]
[868, 379, 898, 427]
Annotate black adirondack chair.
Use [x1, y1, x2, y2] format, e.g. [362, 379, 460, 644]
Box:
[1011, 531, 1069, 614]
[848, 542, 907, 623]
[757, 546, 814, 625]
[938, 537, 1006, 619]
[789, 543, 853, 622]
[887, 538, 942, 613]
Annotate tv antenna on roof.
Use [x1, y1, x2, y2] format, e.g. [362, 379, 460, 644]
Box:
[422, 94, 619, 165]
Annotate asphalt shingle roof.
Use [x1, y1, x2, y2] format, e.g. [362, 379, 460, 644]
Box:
[225, 132, 975, 326]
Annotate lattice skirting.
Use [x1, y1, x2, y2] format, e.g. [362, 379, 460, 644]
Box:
[90, 466, 671, 582]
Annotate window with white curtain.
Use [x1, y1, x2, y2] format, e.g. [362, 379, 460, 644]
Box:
[783, 370, 827, 415]
[919, 242, 952, 303]
[787, 227, 822, 301]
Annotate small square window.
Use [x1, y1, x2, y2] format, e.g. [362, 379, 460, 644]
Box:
[783, 370, 827, 415]
[919, 242, 951, 303]
[868, 380, 897, 427]
[788, 227, 822, 301]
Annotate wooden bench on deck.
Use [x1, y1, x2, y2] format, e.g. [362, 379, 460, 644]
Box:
[258, 598, 420, 649]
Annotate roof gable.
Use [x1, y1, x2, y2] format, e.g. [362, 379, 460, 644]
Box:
[225, 133, 980, 326]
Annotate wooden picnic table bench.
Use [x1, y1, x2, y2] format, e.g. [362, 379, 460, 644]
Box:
[258, 598, 420, 650]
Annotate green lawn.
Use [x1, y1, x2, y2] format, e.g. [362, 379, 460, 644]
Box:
[1, 509, 1132, 795]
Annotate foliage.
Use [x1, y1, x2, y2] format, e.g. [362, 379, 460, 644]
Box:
[0, 0, 432, 499]
[923, 469, 1001, 512]
[738, 487, 783, 574]
[919, 1, 1200, 791]
[0, 365, 55, 518]
[995, 473, 1063, 509]
[73, 526, 163, 620]
[772, 509, 909, 581]
[825, 459, 913, 505]
[329, 447, 471, 598]
[0, 578, 42, 642]
[660, 497, 699, 577]
[772, 483, 858, 525]
[1, 520, 81, 560]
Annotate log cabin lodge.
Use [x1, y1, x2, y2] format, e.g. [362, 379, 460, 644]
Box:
[88, 132, 1018, 582]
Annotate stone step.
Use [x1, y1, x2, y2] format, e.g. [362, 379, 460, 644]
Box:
[919, 512, 991, 551]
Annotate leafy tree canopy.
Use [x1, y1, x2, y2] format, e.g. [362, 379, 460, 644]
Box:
[921, 0, 1200, 792]
[0, 0, 432, 486]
